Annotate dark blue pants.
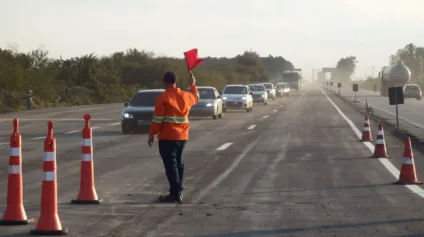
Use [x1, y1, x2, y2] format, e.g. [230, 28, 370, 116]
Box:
[158, 140, 186, 197]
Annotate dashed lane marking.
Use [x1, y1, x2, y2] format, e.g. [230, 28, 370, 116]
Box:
[248, 125, 256, 130]
[262, 115, 269, 119]
[0, 142, 8, 146]
[216, 143, 233, 151]
[193, 136, 260, 203]
[273, 109, 278, 113]
[65, 130, 78, 134]
[280, 105, 283, 108]
[109, 122, 121, 126]
[92, 126, 101, 130]
[321, 88, 424, 199]
[32, 137, 45, 140]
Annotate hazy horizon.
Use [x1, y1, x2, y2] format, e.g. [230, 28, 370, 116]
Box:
[2, 0, 423, 81]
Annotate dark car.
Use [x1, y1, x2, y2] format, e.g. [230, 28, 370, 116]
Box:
[187, 86, 224, 120]
[120, 89, 164, 134]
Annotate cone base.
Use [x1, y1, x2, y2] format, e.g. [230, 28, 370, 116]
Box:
[369, 155, 390, 158]
[71, 198, 102, 205]
[0, 219, 31, 225]
[393, 180, 423, 185]
[30, 228, 68, 236]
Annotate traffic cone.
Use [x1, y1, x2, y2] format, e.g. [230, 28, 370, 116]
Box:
[71, 114, 101, 204]
[394, 137, 423, 185]
[0, 118, 30, 225]
[369, 123, 390, 158]
[30, 120, 67, 235]
[360, 115, 373, 142]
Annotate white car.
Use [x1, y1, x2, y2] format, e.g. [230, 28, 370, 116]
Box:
[222, 85, 253, 113]
[279, 82, 290, 96]
[248, 84, 268, 105]
[260, 83, 276, 100]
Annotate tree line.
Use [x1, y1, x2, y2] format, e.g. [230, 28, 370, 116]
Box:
[0, 47, 295, 113]
[329, 43, 424, 91]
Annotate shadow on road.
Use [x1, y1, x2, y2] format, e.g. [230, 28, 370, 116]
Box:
[192, 218, 424, 237]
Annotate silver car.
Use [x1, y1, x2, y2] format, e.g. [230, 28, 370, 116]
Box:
[187, 86, 224, 120]
[403, 84, 422, 100]
[248, 84, 268, 105]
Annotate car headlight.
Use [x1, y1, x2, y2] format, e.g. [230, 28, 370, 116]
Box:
[206, 103, 212, 107]
[223, 97, 227, 100]
[123, 113, 133, 119]
[261, 94, 265, 97]
[241, 96, 247, 100]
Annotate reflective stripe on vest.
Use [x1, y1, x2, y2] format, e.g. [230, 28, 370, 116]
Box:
[152, 116, 164, 123]
[152, 116, 189, 124]
[163, 116, 189, 123]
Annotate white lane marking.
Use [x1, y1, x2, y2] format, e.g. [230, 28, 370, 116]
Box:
[280, 105, 283, 108]
[193, 136, 260, 203]
[109, 122, 121, 126]
[92, 126, 101, 130]
[216, 143, 233, 151]
[321, 89, 424, 199]
[248, 125, 256, 130]
[273, 109, 278, 113]
[0, 142, 8, 146]
[32, 137, 45, 140]
[262, 115, 269, 119]
[65, 130, 78, 134]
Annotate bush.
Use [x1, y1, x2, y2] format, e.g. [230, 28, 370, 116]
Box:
[0, 48, 295, 112]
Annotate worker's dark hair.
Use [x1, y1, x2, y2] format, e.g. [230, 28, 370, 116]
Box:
[163, 72, 177, 84]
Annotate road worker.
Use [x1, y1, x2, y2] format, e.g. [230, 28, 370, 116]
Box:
[148, 71, 199, 204]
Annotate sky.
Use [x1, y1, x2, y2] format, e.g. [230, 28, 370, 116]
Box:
[1, 0, 423, 81]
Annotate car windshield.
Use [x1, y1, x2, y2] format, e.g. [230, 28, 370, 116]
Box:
[277, 84, 284, 89]
[129, 92, 161, 106]
[262, 84, 273, 89]
[223, 86, 247, 94]
[405, 86, 418, 91]
[198, 88, 216, 99]
[249, 85, 265, 91]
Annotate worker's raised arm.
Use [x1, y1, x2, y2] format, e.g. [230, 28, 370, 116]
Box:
[186, 71, 199, 106]
[148, 95, 166, 135]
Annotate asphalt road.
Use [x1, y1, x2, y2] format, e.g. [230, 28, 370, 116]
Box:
[2, 85, 424, 236]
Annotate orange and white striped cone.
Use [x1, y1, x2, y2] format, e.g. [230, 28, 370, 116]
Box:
[30, 120, 67, 235]
[360, 115, 373, 142]
[71, 114, 101, 204]
[0, 118, 30, 225]
[369, 123, 390, 158]
[394, 137, 423, 185]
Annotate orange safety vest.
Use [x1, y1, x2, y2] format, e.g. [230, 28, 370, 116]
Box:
[148, 85, 199, 140]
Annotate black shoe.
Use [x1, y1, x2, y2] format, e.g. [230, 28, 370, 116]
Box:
[158, 193, 182, 204]
[175, 194, 183, 204]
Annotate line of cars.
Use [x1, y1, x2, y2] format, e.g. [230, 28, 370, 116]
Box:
[120, 82, 291, 134]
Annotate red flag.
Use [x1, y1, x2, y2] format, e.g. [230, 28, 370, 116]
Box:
[184, 48, 204, 71]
